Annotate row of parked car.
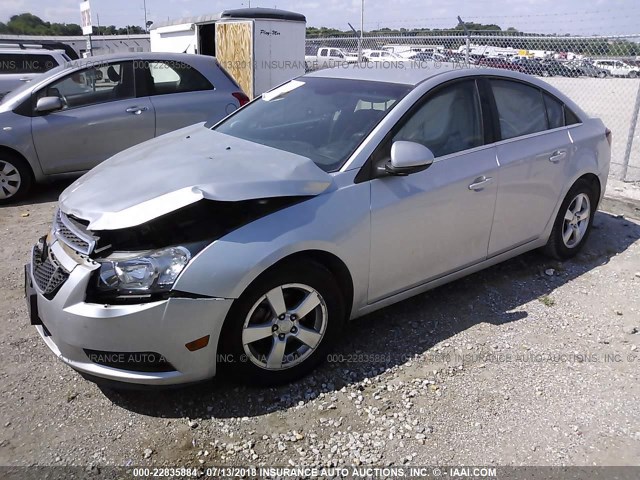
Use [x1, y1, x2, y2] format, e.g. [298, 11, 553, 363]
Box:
[475, 57, 639, 78]
[305, 45, 640, 79]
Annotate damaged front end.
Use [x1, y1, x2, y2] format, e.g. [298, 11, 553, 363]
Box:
[53, 197, 309, 304]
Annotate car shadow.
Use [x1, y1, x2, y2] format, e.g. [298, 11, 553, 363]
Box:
[100, 211, 640, 419]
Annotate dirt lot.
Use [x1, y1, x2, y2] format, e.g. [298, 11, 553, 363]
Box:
[1, 181, 639, 473]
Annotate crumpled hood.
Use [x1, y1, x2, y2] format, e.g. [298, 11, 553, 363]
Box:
[59, 124, 333, 230]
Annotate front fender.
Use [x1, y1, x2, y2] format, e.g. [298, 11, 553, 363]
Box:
[0, 112, 43, 180]
[173, 178, 371, 314]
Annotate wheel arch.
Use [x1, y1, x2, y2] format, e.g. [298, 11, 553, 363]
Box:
[240, 249, 355, 321]
[543, 170, 602, 242]
[0, 145, 35, 182]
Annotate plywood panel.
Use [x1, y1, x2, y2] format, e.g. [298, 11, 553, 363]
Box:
[215, 21, 253, 98]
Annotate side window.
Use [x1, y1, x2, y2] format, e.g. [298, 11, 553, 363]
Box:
[319, 49, 328, 57]
[0, 53, 59, 74]
[543, 93, 564, 129]
[491, 80, 546, 140]
[392, 80, 483, 157]
[37, 61, 134, 110]
[144, 61, 213, 96]
[564, 107, 581, 125]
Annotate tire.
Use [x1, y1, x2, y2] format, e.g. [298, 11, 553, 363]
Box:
[629, 71, 638, 79]
[0, 152, 32, 204]
[218, 260, 345, 385]
[597, 71, 606, 79]
[544, 179, 597, 260]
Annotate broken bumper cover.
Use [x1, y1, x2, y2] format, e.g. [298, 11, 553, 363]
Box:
[27, 241, 233, 386]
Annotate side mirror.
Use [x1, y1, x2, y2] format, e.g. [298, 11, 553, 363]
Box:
[36, 96, 63, 113]
[384, 141, 435, 176]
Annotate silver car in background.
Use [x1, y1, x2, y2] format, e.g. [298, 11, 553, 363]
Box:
[0, 52, 248, 203]
[0, 46, 70, 98]
[25, 64, 610, 387]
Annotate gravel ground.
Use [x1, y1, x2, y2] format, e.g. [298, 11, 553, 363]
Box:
[1, 181, 639, 471]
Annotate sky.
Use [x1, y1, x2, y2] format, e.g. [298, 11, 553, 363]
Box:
[1, 0, 639, 36]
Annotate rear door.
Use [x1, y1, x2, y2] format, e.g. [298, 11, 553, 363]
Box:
[486, 78, 574, 256]
[137, 59, 231, 136]
[31, 60, 155, 174]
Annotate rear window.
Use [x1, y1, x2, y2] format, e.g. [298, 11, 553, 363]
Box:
[0, 53, 59, 74]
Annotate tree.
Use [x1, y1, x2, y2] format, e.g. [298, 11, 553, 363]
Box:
[0, 12, 143, 36]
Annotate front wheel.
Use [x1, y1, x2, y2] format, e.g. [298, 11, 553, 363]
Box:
[544, 179, 597, 260]
[218, 261, 345, 385]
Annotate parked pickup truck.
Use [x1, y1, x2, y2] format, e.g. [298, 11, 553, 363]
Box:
[305, 47, 359, 71]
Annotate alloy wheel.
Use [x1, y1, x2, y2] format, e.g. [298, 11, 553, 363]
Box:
[242, 283, 328, 370]
[562, 193, 591, 248]
[0, 159, 21, 200]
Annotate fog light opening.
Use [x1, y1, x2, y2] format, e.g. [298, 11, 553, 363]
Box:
[186, 335, 210, 352]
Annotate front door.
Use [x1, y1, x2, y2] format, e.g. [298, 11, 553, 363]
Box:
[368, 79, 498, 302]
[31, 60, 155, 174]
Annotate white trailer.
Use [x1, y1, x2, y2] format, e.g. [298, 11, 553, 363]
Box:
[150, 8, 306, 97]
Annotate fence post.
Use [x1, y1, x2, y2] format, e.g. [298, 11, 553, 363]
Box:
[621, 80, 640, 181]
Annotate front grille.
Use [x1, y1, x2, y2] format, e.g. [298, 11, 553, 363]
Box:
[53, 209, 95, 255]
[83, 349, 177, 372]
[32, 242, 69, 298]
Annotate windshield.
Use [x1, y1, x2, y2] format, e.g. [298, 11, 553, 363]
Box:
[213, 77, 411, 172]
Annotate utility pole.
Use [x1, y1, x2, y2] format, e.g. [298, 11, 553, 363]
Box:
[143, 0, 148, 32]
[359, 0, 364, 62]
[457, 16, 470, 68]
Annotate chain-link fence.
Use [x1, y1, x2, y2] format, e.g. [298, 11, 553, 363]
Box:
[305, 31, 640, 182]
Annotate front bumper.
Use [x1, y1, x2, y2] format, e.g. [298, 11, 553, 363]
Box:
[26, 239, 233, 386]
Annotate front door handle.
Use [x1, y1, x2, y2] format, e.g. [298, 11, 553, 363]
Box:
[125, 106, 149, 115]
[19, 77, 31, 82]
[549, 149, 567, 163]
[468, 176, 493, 191]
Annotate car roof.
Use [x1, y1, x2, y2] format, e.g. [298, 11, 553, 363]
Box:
[63, 52, 218, 68]
[0, 48, 64, 55]
[305, 62, 471, 86]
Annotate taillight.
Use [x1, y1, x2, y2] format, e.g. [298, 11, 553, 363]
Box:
[605, 128, 612, 146]
[232, 91, 250, 107]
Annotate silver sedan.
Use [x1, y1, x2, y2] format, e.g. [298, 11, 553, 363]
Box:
[0, 52, 248, 203]
[26, 64, 610, 387]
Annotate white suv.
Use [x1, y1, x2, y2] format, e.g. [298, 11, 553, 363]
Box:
[0, 46, 70, 97]
[592, 59, 640, 78]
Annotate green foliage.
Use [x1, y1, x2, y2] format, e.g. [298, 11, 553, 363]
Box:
[0, 12, 143, 36]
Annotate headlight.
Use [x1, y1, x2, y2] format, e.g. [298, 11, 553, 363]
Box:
[96, 246, 191, 295]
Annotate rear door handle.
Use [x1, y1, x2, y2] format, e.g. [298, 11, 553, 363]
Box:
[126, 106, 148, 115]
[468, 176, 493, 191]
[549, 149, 567, 163]
[19, 77, 31, 82]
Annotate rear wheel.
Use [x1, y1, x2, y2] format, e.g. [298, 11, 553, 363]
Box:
[629, 71, 638, 79]
[597, 71, 606, 79]
[0, 153, 32, 204]
[218, 261, 345, 385]
[544, 179, 597, 260]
